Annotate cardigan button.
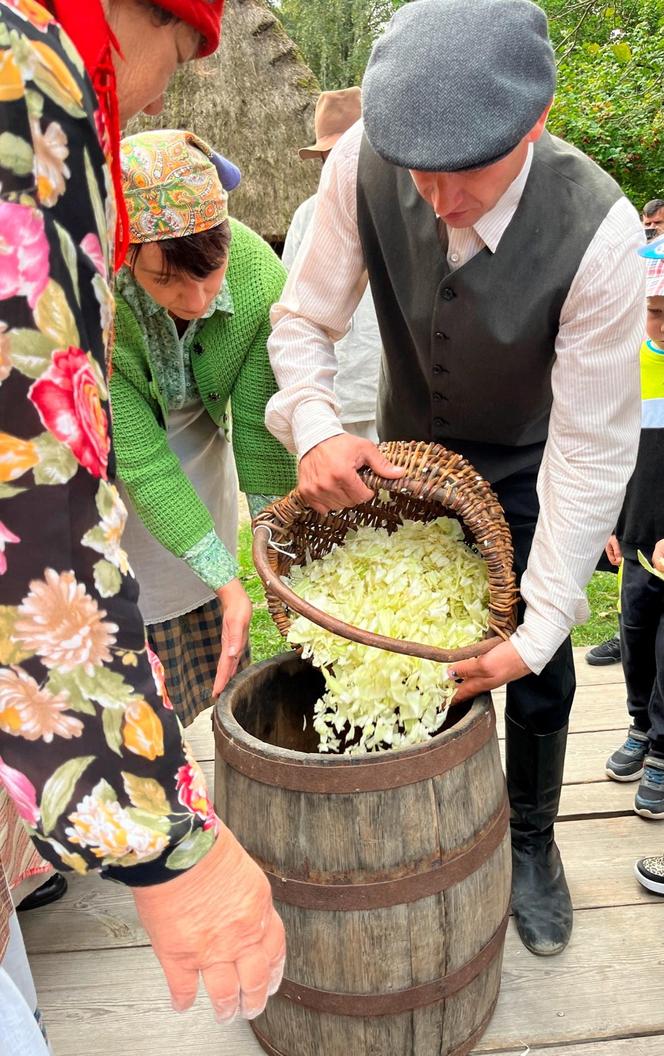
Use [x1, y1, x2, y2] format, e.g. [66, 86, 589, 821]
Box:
[441, 287, 455, 301]
[193, 342, 204, 356]
[208, 391, 221, 402]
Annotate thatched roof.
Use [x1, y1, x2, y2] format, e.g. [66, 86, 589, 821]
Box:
[127, 0, 321, 242]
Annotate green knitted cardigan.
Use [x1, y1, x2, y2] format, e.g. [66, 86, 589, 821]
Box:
[110, 218, 296, 561]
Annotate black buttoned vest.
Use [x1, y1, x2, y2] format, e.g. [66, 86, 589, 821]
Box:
[356, 131, 623, 482]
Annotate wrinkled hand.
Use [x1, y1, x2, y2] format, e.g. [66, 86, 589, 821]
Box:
[605, 534, 622, 567]
[652, 538, 664, 573]
[133, 823, 286, 1022]
[449, 641, 531, 703]
[298, 434, 405, 514]
[214, 579, 253, 696]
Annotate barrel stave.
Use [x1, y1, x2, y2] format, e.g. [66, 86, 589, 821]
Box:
[444, 840, 511, 971]
[432, 737, 505, 853]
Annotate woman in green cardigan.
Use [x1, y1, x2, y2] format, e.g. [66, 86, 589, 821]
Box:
[111, 129, 296, 725]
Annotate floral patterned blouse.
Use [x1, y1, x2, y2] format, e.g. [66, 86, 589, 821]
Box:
[0, 0, 217, 932]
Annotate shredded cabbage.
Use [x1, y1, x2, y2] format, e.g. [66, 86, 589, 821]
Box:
[286, 517, 489, 755]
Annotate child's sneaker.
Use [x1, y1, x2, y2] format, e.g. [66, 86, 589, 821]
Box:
[585, 634, 621, 666]
[634, 853, 664, 895]
[634, 756, 664, 818]
[605, 726, 649, 782]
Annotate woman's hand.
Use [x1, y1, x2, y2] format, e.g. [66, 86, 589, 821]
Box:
[133, 823, 286, 1021]
[214, 578, 253, 696]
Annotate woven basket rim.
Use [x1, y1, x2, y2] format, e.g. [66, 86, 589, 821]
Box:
[253, 441, 518, 662]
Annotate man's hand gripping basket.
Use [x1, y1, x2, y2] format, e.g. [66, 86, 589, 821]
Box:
[252, 440, 518, 663]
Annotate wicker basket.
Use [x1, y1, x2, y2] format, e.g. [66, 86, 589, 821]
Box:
[252, 440, 518, 664]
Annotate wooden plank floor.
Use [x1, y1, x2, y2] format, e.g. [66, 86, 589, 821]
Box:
[23, 648, 664, 1056]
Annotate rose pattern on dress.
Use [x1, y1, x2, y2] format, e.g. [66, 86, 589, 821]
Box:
[176, 750, 217, 832]
[0, 1, 215, 891]
[0, 201, 50, 309]
[29, 347, 111, 478]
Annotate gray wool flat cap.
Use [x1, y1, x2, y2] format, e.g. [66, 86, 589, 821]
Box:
[362, 0, 556, 172]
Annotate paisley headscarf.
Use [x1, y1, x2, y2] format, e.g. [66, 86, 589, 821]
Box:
[121, 129, 229, 244]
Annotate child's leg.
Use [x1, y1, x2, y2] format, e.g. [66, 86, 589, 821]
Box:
[621, 556, 662, 734]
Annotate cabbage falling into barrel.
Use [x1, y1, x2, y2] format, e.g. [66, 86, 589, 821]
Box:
[286, 516, 490, 754]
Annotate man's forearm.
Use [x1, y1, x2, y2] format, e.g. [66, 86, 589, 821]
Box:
[266, 311, 345, 456]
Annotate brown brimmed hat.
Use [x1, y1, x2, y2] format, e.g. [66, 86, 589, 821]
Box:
[299, 87, 362, 160]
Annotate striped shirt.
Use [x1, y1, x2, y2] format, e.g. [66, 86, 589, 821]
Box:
[266, 119, 646, 675]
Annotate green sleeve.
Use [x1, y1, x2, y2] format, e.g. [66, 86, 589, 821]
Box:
[110, 333, 215, 561]
[184, 530, 238, 590]
[230, 247, 298, 496]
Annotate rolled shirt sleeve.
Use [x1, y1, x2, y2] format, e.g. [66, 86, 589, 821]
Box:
[266, 121, 368, 457]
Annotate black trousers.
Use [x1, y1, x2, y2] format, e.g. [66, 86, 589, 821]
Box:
[493, 468, 576, 735]
[620, 555, 664, 756]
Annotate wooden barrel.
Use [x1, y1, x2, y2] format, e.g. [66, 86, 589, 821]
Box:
[214, 652, 511, 1056]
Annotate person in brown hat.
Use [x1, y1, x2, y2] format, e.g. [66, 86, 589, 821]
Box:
[298, 87, 363, 160]
[284, 88, 381, 441]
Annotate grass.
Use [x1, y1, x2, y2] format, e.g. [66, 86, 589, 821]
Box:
[571, 570, 620, 648]
[239, 522, 620, 659]
[238, 523, 285, 662]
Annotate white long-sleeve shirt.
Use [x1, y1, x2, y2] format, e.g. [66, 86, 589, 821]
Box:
[283, 194, 381, 425]
[266, 120, 645, 674]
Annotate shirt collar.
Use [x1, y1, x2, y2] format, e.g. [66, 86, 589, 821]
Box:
[116, 266, 234, 321]
[472, 144, 534, 253]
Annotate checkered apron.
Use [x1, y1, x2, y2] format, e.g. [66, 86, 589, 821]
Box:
[147, 597, 250, 727]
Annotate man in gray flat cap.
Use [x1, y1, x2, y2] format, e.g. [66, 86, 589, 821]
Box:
[266, 0, 644, 956]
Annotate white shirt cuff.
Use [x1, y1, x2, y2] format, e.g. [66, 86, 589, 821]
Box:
[292, 400, 345, 459]
[509, 607, 573, 677]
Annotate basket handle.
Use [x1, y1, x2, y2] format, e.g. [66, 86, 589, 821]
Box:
[252, 524, 503, 665]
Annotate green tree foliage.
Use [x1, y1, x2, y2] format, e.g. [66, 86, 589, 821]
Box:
[268, 0, 397, 89]
[544, 1, 664, 205]
[273, 0, 663, 204]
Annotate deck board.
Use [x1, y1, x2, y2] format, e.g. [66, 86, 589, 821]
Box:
[25, 646, 664, 1056]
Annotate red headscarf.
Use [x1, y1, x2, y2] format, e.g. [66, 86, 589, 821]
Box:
[156, 0, 224, 57]
[43, 0, 225, 268]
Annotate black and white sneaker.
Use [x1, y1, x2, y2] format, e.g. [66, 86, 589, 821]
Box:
[605, 726, 650, 782]
[634, 853, 664, 895]
[585, 634, 621, 666]
[634, 756, 664, 818]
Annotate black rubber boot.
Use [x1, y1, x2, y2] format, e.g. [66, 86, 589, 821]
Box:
[506, 715, 573, 956]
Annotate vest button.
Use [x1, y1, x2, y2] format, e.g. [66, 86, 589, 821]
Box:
[433, 416, 446, 428]
[208, 391, 221, 402]
[433, 364, 443, 375]
[441, 287, 455, 301]
[434, 331, 448, 340]
[193, 342, 204, 356]
[433, 392, 444, 401]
